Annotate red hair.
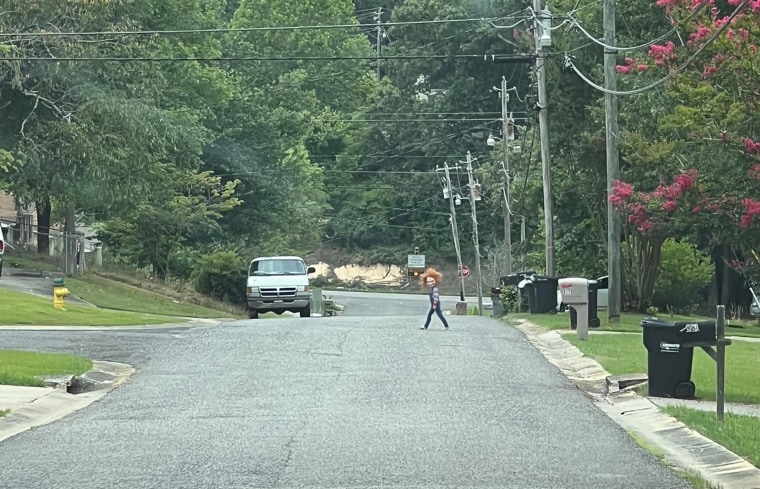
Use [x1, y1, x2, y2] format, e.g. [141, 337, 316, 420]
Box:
[419, 267, 443, 287]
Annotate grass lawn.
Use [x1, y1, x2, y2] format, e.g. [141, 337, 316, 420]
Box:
[509, 311, 760, 338]
[562, 333, 760, 404]
[66, 274, 235, 319]
[0, 349, 93, 387]
[0, 288, 181, 326]
[3, 254, 62, 273]
[663, 406, 760, 469]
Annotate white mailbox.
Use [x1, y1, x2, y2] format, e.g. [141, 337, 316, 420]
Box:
[559, 277, 590, 341]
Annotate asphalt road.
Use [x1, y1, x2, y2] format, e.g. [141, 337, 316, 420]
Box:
[326, 289, 493, 317]
[0, 296, 691, 489]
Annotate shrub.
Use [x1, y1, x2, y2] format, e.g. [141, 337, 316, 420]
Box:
[193, 250, 246, 304]
[652, 239, 713, 312]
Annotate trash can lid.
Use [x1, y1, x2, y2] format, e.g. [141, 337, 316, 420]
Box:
[640, 317, 675, 327]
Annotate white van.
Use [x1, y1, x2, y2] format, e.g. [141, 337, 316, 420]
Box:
[245, 256, 315, 319]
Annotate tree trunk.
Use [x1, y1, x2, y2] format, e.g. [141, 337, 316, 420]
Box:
[622, 230, 665, 311]
[65, 205, 76, 275]
[36, 197, 51, 256]
[154, 262, 167, 281]
[721, 245, 731, 307]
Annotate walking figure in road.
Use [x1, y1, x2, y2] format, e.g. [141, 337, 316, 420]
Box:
[420, 268, 449, 330]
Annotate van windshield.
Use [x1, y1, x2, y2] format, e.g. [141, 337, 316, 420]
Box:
[249, 259, 306, 276]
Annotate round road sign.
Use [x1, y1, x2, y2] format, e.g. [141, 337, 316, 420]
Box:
[461, 265, 470, 278]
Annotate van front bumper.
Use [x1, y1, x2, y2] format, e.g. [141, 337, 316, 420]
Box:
[247, 292, 310, 311]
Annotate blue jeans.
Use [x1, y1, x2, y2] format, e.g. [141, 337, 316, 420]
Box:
[423, 305, 449, 329]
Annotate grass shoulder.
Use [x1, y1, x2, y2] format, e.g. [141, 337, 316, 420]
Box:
[66, 273, 238, 319]
[0, 349, 93, 387]
[0, 288, 181, 326]
[507, 311, 760, 338]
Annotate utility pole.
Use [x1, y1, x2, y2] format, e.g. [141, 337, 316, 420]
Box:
[533, 0, 554, 277]
[465, 152, 484, 316]
[375, 7, 383, 80]
[443, 163, 467, 307]
[499, 76, 513, 276]
[604, 0, 622, 322]
[65, 205, 76, 275]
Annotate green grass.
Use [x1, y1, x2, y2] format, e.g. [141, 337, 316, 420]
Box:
[3, 253, 63, 273]
[0, 288, 181, 326]
[66, 274, 234, 318]
[509, 311, 760, 338]
[0, 349, 93, 387]
[0, 409, 8, 418]
[562, 333, 760, 404]
[664, 406, 760, 469]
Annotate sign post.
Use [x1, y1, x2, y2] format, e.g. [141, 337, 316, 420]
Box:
[406, 254, 426, 281]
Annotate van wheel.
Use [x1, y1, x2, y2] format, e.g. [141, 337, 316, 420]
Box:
[300, 304, 311, 318]
[248, 309, 259, 319]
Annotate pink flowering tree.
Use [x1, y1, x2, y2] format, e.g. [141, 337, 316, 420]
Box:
[610, 170, 706, 309]
[610, 0, 760, 307]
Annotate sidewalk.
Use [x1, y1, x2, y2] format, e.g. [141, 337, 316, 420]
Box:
[0, 360, 134, 443]
[513, 319, 760, 489]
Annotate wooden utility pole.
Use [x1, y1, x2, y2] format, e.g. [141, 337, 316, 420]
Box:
[716, 306, 726, 421]
[533, 0, 554, 276]
[604, 0, 622, 322]
[443, 163, 466, 305]
[64, 205, 76, 275]
[466, 152, 484, 316]
[500, 76, 513, 276]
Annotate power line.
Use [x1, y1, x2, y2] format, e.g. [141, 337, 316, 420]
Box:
[315, 117, 533, 123]
[217, 169, 439, 177]
[0, 16, 513, 38]
[563, 0, 748, 97]
[0, 53, 518, 62]
[564, 1, 709, 53]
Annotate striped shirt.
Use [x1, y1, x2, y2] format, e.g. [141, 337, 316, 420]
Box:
[429, 286, 440, 307]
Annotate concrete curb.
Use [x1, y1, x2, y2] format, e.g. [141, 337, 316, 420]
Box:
[512, 319, 760, 489]
[0, 318, 226, 331]
[0, 360, 135, 444]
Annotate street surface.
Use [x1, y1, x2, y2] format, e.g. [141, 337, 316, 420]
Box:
[328, 289, 492, 316]
[0, 292, 691, 489]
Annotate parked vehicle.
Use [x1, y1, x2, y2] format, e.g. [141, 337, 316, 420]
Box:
[245, 256, 316, 319]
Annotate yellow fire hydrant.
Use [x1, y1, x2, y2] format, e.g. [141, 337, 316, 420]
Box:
[53, 277, 70, 310]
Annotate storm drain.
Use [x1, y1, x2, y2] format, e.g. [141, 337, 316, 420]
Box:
[39, 371, 118, 395]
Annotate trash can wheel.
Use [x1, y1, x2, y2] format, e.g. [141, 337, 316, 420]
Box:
[590, 317, 601, 328]
[674, 381, 696, 399]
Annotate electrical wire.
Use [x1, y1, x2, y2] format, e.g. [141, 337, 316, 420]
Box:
[564, 1, 709, 53]
[563, 0, 748, 97]
[0, 53, 516, 62]
[0, 16, 516, 38]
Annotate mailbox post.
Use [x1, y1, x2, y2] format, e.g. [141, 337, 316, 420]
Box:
[559, 278, 590, 341]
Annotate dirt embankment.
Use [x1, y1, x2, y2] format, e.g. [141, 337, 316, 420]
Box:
[304, 248, 495, 296]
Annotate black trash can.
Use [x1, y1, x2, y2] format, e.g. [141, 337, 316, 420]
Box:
[500, 271, 536, 287]
[500, 271, 535, 313]
[490, 287, 504, 317]
[640, 317, 715, 399]
[527, 275, 558, 314]
[570, 279, 601, 329]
